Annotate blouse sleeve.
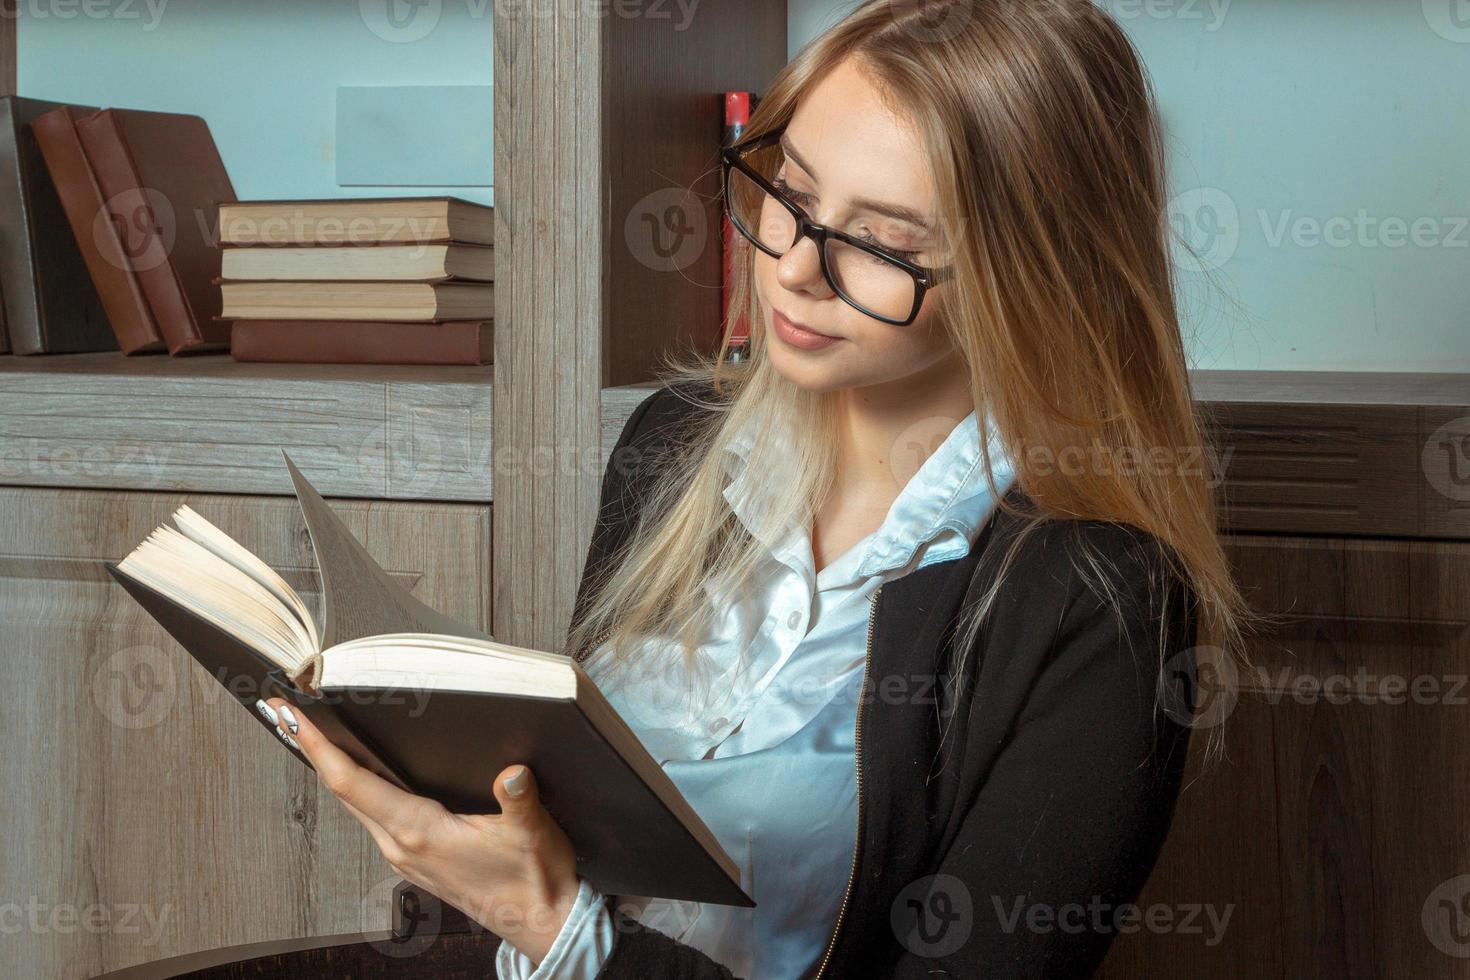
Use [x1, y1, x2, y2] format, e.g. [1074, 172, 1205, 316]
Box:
[494, 879, 618, 980]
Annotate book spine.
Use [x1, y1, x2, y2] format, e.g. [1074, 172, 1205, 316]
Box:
[231, 319, 493, 365]
[31, 107, 164, 354]
[722, 93, 754, 361]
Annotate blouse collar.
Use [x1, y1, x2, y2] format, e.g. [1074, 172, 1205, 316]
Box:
[720, 406, 1015, 582]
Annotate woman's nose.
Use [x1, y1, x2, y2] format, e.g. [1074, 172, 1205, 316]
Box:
[775, 236, 835, 299]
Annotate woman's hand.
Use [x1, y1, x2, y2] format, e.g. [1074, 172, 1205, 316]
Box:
[264, 698, 581, 964]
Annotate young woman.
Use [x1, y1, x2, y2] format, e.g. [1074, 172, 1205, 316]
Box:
[269, 1, 1251, 976]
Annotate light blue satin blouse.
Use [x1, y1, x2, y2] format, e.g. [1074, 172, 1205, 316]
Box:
[497, 406, 1016, 980]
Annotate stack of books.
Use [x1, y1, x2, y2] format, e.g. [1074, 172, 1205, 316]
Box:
[218, 197, 495, 365]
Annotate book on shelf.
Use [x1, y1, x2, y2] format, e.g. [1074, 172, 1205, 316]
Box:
[75, 108, 236, 354]
[230, 319, 493, 365]
[217, 197, 494, 247]
[0, 97, 117, 355]
[221, 242, 494, 282]
[32, 104, 164, 354]
[220, 280, 494, 321]
[106, 455, 750, 909]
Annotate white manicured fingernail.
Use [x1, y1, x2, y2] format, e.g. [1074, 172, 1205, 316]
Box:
[278, 704, 299, 734]
[280, 730, 301, 751]
[255, 699, 278, 724]
[504, 766, 530, 797]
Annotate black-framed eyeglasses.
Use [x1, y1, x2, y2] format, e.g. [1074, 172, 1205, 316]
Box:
[720, 129, 953, 326]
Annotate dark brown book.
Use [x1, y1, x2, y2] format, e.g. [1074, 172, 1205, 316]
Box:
[31, 104, 164, 354]
[106, 455, 751, 908]
[231, 319, 493, 365]
[0, 97, 117, 354]
[218, 197, 493, 246]
[74, 109, 236, 354]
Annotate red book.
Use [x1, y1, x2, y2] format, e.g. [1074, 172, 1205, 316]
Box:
[230, 320, 493, 366]
[722, 93, 754, 356]
[75, 109, 236, 355]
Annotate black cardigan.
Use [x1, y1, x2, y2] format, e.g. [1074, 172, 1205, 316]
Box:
[567, 381, 1198, 980]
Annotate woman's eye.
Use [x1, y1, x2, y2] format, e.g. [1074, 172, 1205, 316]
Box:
[771, 175, 816, 209]
[859, 233, 920, 264]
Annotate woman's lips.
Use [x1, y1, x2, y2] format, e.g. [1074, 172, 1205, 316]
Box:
[772, 309, 843, 351]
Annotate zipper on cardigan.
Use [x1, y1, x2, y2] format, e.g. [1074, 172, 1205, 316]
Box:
[814, 583, 880, 980]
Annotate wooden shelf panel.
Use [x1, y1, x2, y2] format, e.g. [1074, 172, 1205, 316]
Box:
[0, 353, 493, 501]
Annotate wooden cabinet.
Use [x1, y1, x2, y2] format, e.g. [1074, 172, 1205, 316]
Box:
[0, 487, 490, 978]
[1100, 371, 1470, 979]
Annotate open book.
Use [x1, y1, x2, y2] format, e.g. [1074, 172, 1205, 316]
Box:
[106, 455, 751, 909]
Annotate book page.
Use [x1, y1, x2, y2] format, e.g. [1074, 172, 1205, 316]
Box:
[283, 453, 492, 648]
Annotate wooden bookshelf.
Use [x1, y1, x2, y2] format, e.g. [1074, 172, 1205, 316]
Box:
[0, 5, 791, 977]
[0, 353, 494, 501]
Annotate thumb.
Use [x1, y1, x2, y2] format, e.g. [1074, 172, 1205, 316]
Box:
[493, 764, 542, 821]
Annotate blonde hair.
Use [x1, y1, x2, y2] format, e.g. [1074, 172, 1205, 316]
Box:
[566, 0, 1256, 750]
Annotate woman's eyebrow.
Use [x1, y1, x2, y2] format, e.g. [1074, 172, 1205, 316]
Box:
[779, 132, 934, 234]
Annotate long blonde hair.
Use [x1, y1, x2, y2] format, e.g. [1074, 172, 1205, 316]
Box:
[566, 0, 1254, 746]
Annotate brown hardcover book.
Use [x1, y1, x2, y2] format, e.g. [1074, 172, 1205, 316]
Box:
[218, 197, 493, 246]
[31, 104, 163, 354]
[0, 97, 117, 354]
[219, 280, 494, 321]
[74, 109, 236, 354]
[231, 319, 493, 365]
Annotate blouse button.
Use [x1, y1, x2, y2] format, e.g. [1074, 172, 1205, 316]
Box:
[709, 716, 729, 736]
[786, 610, 801, 630]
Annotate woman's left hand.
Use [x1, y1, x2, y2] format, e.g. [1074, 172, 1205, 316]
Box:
[265, 697, 581, 964]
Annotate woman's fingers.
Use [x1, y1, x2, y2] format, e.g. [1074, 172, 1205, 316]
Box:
[265, 697, 436, 837]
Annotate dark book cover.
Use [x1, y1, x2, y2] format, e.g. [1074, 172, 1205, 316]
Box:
[0, 97, 117, 354]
